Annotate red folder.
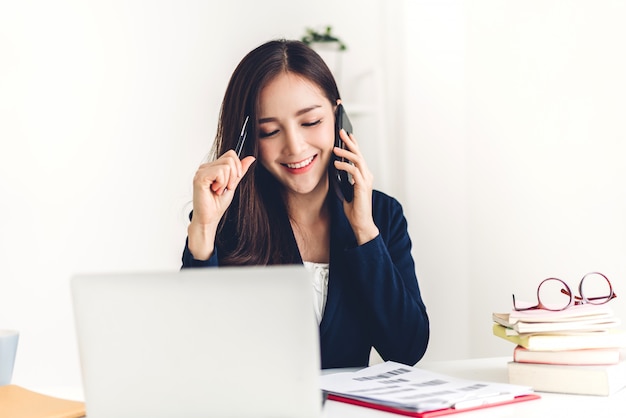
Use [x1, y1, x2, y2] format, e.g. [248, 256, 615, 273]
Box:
[326, 393, 541, 417]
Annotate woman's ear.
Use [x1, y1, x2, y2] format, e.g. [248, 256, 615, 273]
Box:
[333, 99, 342, 114]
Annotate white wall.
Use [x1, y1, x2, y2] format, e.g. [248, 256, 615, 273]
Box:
[0, 0, 387, 387]
[2, 0, 626, 388]
[405, 0, 626, 360]
[402, 0, 471, 360]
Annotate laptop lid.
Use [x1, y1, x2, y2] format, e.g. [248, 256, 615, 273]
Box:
[71, 265, 321, 418]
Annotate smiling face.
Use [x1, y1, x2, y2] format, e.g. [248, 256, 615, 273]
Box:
[257, 71, 336, 197]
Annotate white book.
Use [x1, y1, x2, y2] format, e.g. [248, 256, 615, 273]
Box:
[506, 318, 621, 335]
[506, 303, 614, 324]
[508, 360, 626, 396]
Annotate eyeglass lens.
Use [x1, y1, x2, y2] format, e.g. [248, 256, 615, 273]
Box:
[579, 272, 613, 304]
[537, 278, 572, 311]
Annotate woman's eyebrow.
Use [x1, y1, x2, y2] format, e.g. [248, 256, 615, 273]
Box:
[258, 105, 322, 124]
[295, 105, 322, 116]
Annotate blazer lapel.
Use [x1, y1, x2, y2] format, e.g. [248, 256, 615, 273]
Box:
[320, 192, 356, 335]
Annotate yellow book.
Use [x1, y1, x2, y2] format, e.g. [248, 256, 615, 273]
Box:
[492, 323, 626, 351]
[0, 385, 85, 418]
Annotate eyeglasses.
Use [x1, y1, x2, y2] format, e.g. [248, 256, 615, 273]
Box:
[512, 272, 617, 311]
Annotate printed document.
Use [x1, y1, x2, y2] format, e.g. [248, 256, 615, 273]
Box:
[320, 361, 534, 412]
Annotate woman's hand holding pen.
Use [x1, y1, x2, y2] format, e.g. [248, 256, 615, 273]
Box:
[187, 151, 256, 260]
[333, 129, 379, 245]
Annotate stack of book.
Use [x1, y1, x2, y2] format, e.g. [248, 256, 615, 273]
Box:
[492, 303, 626, 396]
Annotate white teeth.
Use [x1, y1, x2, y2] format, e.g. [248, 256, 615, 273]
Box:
[286, 156, 314, 169]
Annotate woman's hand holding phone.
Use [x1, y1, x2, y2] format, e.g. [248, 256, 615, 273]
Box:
[333, 129, 379, 245]
[187, 151, 256, 260]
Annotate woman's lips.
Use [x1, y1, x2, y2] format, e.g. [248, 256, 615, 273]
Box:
[282, 155, 316, 170]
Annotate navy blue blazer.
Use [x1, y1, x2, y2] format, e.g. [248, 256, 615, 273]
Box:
[181, 190, 429, 368]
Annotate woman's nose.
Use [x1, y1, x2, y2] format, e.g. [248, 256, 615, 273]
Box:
[283, 127, 305, 155]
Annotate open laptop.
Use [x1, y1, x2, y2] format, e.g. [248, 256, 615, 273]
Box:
[71, 265, 322, 418]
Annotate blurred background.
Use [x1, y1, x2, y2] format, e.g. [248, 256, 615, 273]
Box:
[2, 0, 625, 387]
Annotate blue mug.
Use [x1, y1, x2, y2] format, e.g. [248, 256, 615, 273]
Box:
[0, 330, 19, 386]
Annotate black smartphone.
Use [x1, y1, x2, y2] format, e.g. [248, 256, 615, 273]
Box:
[332, 104, 354, 202]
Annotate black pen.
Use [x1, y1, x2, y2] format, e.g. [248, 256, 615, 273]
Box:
[234, 116, 250, 158]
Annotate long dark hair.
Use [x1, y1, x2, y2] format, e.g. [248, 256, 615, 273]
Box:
[211, 39, 341, 265]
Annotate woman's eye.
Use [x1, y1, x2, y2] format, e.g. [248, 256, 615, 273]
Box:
[302, 120, 322, 127]
[259, 129, 279, 138]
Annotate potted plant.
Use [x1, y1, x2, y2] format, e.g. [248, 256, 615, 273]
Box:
[301, 26, 348, 51]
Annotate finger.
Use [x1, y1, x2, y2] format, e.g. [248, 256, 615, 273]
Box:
[241, 156, 256, 175]
[225, 160, 243, 191]
[223, 149, 244, 177]
[334, 158, 372, 186]
[333, 160, 359, 184]
[226, 155, 257, 190]
[340, 129, 359, 148]
[193, 164, 217, 190]
[209, 169, 229, 194]
[333, 145, 363, 167]
[215, 152, 243, 189]
[194, 164, 233, 195]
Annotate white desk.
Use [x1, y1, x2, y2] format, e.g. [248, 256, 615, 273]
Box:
[32, 357, 626, 417]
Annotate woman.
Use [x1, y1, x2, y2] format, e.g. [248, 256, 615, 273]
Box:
[182, 39, 429, 369]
